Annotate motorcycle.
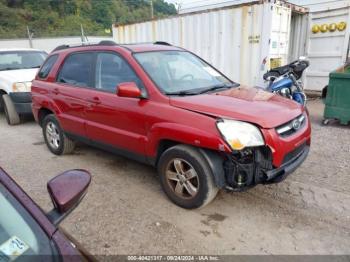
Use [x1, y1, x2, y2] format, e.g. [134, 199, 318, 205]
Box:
[263, 57, 309, 106]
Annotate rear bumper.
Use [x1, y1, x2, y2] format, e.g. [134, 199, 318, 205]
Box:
[9, 92, 32, 114]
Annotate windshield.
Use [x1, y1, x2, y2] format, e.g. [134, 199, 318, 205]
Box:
[134, 51, 234, 95]
[0, 184, 57, 260]
[0, 51, 47, 71]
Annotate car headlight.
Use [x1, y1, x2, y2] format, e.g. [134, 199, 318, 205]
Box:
[216, 119, 265, 150]
[12, 82, 32, 92]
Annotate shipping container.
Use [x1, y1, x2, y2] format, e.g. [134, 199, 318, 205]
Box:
[301, 1, 350, 91]
[113, 1, 307, 87]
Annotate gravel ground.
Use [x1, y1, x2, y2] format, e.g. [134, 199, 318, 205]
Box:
[0, 98, 349, 255]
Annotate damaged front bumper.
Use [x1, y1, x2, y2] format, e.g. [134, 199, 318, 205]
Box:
[223, 143, 309, 191]
[264, 145, 309, 183]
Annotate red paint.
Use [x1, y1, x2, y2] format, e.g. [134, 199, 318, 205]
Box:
[32, 44, 311, 168]
[0, 167, 93, 260]
[117, 82, 142, 98]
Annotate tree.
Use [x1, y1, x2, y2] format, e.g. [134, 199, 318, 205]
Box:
[0, 0, 178, 38]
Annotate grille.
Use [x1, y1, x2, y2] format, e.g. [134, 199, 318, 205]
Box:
[282, 142, 306, 164]
[276, 114, 306, 137]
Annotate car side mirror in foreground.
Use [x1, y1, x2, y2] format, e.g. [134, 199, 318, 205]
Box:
[117, 82, 142, 98]
[47, 169, 91, 226]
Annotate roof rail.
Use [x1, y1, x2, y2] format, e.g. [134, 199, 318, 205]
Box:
[52, 44, 70, 52]
[52, 40, 118, 52]
[98, 40, 118, 46]
[154, 41, 172, 46]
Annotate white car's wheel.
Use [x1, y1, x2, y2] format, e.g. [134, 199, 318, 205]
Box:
[2, 94, 20, 125]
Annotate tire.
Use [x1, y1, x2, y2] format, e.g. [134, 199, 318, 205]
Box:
[157, 145, 219, 209]
[42, 114, 75, 155]
[0, 93, 4, 112]
[2, 94, 20, 125]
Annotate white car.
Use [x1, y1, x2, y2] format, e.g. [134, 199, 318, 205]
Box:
[0, 48, 47, 125]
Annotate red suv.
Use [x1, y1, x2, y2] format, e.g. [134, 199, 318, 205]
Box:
[32, 41, 311, 209]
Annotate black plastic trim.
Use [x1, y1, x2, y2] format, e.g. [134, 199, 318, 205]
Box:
[65, 132, 155, 166]
[9, 92, 33, 114]
[198, 148, 226, 188]
[264, 145, 310, 182]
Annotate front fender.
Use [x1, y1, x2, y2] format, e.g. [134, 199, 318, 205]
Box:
[146, 122, 231, 157]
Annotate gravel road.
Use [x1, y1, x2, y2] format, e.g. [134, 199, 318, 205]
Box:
[0, 99, 349, 255]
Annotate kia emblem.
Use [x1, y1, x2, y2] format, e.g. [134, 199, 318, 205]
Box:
[292, 119, 301, 130]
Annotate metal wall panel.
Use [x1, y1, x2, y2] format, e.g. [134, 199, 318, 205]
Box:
[304, 5, 350, 91]
[113, 2, 292, 87]
[0, 36, 113, 53]
[289, 12, 308, 62]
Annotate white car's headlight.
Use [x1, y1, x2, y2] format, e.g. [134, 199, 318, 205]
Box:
[12, 82, 32, 92]
[217, 119, 265, 150]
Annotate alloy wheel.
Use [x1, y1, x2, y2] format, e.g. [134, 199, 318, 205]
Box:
[165, 158, 200, 199]
[46, 122, 60, 149]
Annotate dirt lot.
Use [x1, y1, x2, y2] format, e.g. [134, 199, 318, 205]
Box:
[0, 99, 349, 255]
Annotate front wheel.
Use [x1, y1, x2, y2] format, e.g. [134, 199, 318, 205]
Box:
[157, 145, 218, 209]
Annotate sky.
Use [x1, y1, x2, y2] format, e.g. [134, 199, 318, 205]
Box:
[165, 0, 335, 11]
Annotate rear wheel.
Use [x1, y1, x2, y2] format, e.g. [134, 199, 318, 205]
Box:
[2, 94, 20, 125]
[0, 92, 4, 112]
[42, 114, 75, 155]
[158, 145, 218, 209]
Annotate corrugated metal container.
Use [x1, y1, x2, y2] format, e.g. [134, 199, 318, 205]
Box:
[113, 1, 304, 87]
[302, 1, 350, 91]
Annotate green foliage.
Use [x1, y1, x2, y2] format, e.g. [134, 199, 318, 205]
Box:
[0, 0, 177, 38]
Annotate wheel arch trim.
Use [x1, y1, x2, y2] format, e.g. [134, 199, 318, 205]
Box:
[198, 148, 226, 189]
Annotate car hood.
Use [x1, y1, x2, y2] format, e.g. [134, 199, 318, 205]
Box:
[169, 86, 303, 128]
[0, 68, 38, 83]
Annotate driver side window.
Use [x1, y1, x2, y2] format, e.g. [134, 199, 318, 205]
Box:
[95, 52, 143, 93]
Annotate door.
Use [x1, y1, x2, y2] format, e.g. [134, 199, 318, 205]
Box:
[304, 6, 350, 91]
[84, 51, 148, 157]
[54, 52, 95, 136]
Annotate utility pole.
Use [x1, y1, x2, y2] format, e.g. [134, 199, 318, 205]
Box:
[81, 24, 89, 44]
[26, 26, 33, 48]
[150, 0, 154, 19]
[177, 2, 181, 14]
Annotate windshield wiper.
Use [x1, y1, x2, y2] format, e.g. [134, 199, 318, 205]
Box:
[24, 65, 41, 69]
[198, 83, 239, 94]
[165, 90, 199, 96]
[0, 67, 22, 71]
[165, 82, 239, 96]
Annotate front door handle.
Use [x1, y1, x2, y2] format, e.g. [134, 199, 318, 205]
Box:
[87, 97, 101, 105]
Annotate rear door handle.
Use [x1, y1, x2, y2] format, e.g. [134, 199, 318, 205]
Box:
[87, 97, 101, 105]
[53, 88, 59, 95]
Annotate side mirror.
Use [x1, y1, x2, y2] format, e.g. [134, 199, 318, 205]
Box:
[117, 82, 142, 98]
[47, 169, 91, 226]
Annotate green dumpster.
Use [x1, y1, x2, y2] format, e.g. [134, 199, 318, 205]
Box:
[323, 62, 350, 125]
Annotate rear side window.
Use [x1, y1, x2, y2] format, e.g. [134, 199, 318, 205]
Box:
[38, 54, 58, 79]
[57, 52, 94, 88]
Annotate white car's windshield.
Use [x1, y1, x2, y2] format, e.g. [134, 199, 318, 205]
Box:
[134, 51, 237, 95]
[0, 51, 47, 71]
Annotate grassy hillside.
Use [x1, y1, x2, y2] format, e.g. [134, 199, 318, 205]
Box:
[0, 0, 177, 38]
